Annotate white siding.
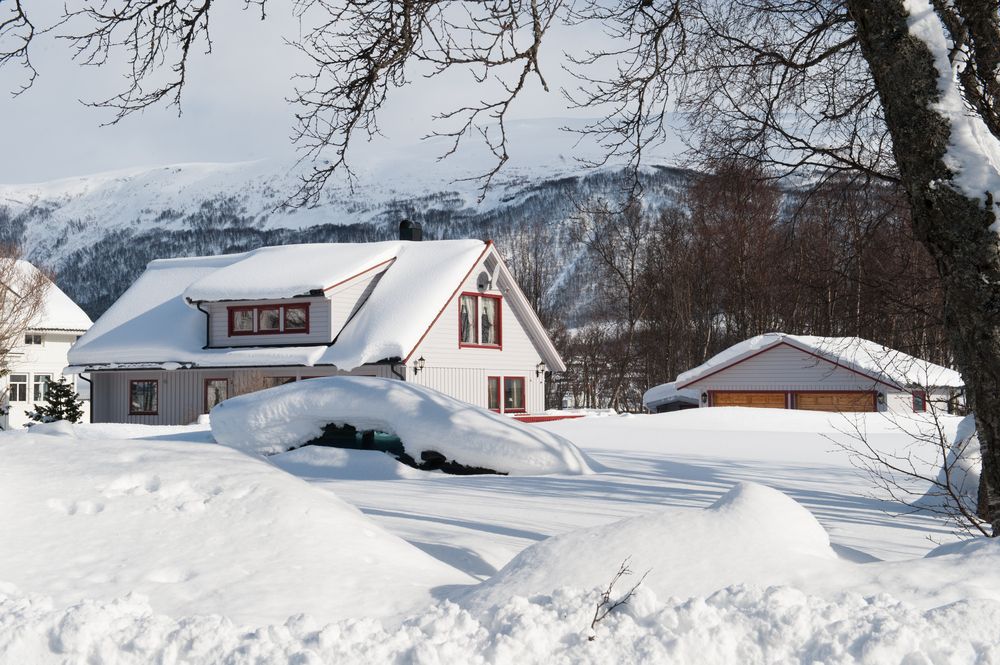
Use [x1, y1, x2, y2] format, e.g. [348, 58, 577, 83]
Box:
[685, 344, 893, 393]
[406, 252, 547, 414]
[91, 364, 396, 426]
[1, 331, 90, 429]
[329, 270, 382, 337]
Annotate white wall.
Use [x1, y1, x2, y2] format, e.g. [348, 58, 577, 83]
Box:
[405, 251, 548, 414]
[1, 331, 90, 429]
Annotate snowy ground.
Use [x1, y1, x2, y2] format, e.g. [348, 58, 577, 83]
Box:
[3, 408, 1000, 663]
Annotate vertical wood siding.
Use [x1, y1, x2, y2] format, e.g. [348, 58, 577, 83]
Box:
[91, 364, 395, 425]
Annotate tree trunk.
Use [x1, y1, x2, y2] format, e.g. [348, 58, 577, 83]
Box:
[849, 0, 1000, 532]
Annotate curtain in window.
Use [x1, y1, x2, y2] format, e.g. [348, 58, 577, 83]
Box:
[504, 378, 524, 411]
[481, 298, 497, 345]
[460, 295, 477, 343]
[130, 381, 157, 414]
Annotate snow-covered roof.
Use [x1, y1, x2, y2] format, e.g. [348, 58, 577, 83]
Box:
[67, 240, 492, 371]
[675, 333, 964, 390]
[15, 261, 92, 332]
[642, 381, 699, 408]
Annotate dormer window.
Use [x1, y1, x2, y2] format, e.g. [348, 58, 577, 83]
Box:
[459, 292, 502, 348]
[228, 303, 311, 336]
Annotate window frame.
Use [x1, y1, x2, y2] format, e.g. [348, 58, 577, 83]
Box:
[487, 376, 501, 412]
[502, 376, 526, 414]
[204, 377, 230, 413]
[24, 333, 42, 345]
[8, 374, 27, 402]
[912, 390, 927, 413]
[32, 373, 52, 402]
[129, 379, 159, 416]
[227, 303, 312, 337]
[283, 304, 310, 332]
[257, 307, 281, 333]
[458, 292, 503, 349]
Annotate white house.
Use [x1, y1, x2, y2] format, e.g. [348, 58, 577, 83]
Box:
[643, 333, 964, 414]
[2, 263, 93, 429]
[67, 228, 567, 425]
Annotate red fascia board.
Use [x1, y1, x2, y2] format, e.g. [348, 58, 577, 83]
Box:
[403, 241, 493, 364]
[323, 257, 396, 292]
[677, 340, 904, 391]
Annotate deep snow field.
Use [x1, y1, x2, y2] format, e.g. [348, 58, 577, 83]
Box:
[3, 408, 1000, 663]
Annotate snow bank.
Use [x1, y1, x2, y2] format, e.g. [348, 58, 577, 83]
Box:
[916, 413, 981, 513]
[0, 428, 469, 624]
[4, 580, 1000, 664]
[463, 482, 837, 611]
[211, 376, 594, 475]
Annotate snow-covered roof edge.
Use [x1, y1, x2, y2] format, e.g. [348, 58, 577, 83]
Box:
[642, 381, 699, 408]
[675, 333, 964, 390]
[15, 261, 92, 332]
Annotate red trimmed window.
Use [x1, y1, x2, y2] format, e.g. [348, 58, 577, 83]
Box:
[228, 303, 311, 336]
[488, 376, 501, 411]
[129, 380, 158, 415]
[459, 293, 502, 348]
[912, 391, 927, 413]
[503, 376, 525, 413]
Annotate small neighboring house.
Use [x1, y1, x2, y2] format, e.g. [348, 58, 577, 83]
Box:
[67, 225, 566, 425]
[643, 333, 964, 414]
[2, 263, 93, 429]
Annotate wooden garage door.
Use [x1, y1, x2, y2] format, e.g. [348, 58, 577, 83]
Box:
[711, 392, 786, 408]
[795, 392, 875, 412]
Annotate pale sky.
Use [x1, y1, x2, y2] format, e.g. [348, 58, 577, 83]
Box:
[0, 4, 615, 184]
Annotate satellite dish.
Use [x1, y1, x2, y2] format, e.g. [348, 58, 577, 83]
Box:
[476, 271, 492, 291]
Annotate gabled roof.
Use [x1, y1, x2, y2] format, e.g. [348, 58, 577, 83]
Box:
[641, 381, 699, 408]
[67, 240, 564, 372]
[15, 261, 92, 332]
[674, 333, 963, 390]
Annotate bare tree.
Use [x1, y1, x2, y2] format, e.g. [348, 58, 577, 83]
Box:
[6, 1, 1000, 531]
[587, 557, 649, 642]
[0, 250, 52, 418]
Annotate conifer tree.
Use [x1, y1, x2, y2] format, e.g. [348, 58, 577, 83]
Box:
[26, 377, 84, 424]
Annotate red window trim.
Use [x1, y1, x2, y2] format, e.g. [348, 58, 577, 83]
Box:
[283, 304, 310, 332]
[458, 292, 503, 349]
[503, 376, 526, 413]
[227, 303, 311, 337]
[204, 377, 229, 413]
[257, 306, 281, 334]
[912, 390, 927, 412]
[487, 375, 501, 412]
[129, 379, 159, 416]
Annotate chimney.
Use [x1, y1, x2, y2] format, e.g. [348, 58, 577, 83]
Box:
[399, 219, 423, 241]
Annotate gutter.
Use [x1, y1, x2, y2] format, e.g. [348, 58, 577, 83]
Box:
[192, 300, 211, 349]
[77, 373, 94, 424]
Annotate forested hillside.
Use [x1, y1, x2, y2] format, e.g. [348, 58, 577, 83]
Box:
[0, 160, 947, 410]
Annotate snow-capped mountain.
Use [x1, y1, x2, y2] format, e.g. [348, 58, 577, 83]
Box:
[0, 120, 691, 318]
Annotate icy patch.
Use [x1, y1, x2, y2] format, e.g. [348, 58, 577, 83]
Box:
[211, 376, 594, 476]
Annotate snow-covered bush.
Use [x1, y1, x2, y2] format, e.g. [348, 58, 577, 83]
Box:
[210, 376, 594, 476]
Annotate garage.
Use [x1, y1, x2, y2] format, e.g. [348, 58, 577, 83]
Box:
[794, 391, 875, 412]
[711, 392, 786, 408]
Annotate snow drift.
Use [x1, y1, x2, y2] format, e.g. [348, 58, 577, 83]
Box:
[0, 428, 469, 624]
[210, 376, 594, 475]
[462, 482, 838, 611]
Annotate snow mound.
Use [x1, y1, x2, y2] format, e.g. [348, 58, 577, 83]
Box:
[269, 445, 424, 481]
[0, 429, 469, 624]
[5, 582, 1000, 664]
[211, 376, 594, 475]
[463, 482, 837, 610]
[916, 413, 981, 513]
